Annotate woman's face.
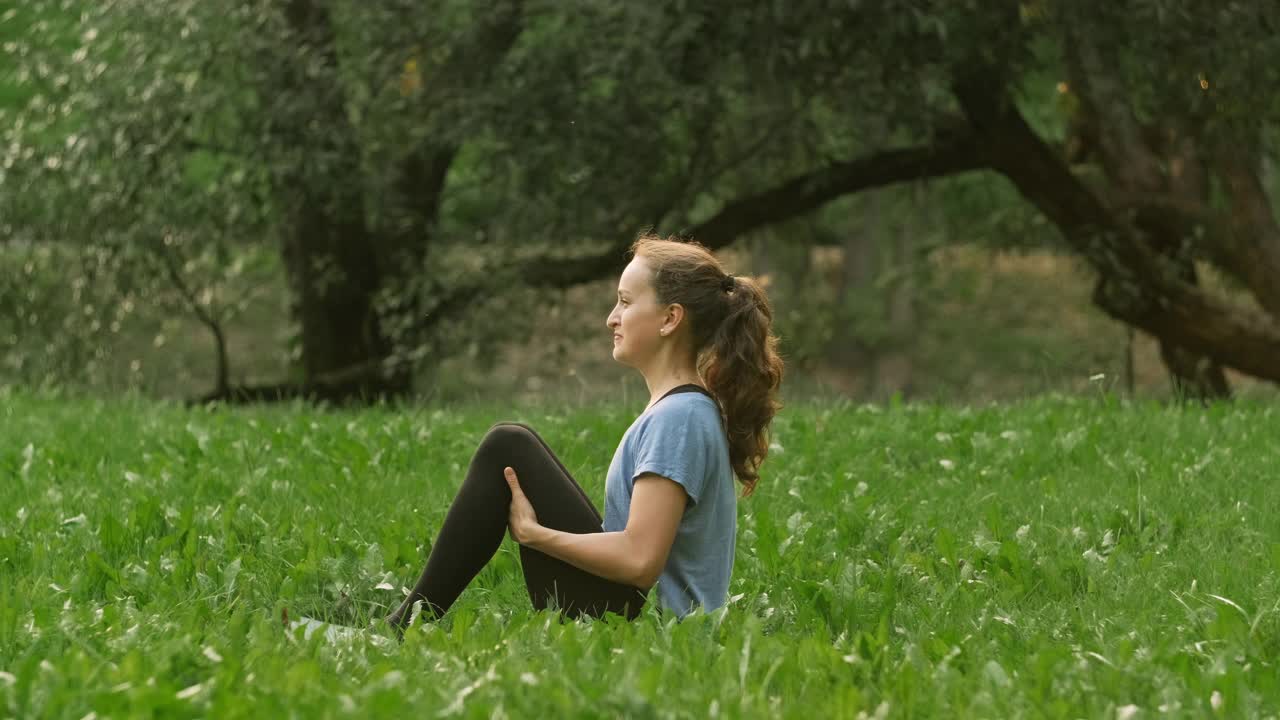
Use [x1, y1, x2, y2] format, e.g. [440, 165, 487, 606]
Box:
[606, 257, 667, 366]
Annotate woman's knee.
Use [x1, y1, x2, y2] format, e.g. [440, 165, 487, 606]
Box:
[478, 422, 540, 456]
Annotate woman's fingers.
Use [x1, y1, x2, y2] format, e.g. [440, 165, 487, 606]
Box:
[503, 466, 541, 544]
[503, 466, 522, 496]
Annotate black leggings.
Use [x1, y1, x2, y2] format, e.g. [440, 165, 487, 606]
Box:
[385, 422, 648, 627]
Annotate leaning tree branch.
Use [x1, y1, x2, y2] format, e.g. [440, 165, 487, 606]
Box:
[686, 127, 986, 248]
[402, 129, 990, 348]
[517, 129, 989, 289]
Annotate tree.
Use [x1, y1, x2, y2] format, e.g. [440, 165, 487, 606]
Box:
[4, 0, 524, 401]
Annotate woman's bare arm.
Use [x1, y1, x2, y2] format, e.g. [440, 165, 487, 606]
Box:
[504, 467, 685, 588]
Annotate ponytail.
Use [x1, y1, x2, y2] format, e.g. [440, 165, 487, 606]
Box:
[701, 276, 784, 496]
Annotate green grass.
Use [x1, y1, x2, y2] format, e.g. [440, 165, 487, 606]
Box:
[2, 389, 1278, 718]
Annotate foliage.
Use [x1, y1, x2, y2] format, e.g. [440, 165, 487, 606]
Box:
[0, 243, 121, 388]
[1, 0, 282, 394]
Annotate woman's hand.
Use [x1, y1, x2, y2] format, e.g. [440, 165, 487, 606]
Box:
[503, 466, 542, 546]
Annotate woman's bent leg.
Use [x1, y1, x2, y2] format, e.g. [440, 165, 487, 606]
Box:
[507, 423, 648, 620]
[386, 422, 646, 628]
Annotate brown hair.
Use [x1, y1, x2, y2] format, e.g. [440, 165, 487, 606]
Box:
[630, 232, 784, 496]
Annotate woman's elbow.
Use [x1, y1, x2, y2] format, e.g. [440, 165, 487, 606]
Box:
[633, 564, 662, 590]
[620, 529, 670, 589]
[616, 547, 660, 589]
[630, 550, 668, 589]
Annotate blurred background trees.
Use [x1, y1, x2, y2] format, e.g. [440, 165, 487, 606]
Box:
[3, 1, 1278, 404]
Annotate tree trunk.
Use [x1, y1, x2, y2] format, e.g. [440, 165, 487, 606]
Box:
[372, 145, 458, 389]
[1149, 258, 1231, 402]
[271, 3, 518, 403]
[1146, 128, 1230, 400]
[281, 209, 407, 401]
[1160, 342, 1232, 404]
[240, 0, 414, 403]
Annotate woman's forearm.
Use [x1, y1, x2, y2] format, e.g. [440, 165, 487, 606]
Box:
[525, 525, 656, 589]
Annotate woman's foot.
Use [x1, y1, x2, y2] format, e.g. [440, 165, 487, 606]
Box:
[374, 613, 406, 642]
[384, 597, 441, 637]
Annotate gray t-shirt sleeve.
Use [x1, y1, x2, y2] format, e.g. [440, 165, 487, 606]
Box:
[631, 402, 714, 506]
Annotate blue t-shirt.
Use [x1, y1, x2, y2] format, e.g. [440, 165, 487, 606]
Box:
[602, 389, 736, 617]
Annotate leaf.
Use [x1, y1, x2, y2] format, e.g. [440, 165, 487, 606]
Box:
[1206, 594, 1249, 620]
[983, 659, 1011, 687]
[19, 443, 34, 478]
[223, 557, 242, 594]
[361, 543, 384, 577]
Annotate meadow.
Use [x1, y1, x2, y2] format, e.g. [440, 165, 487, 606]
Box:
[2, 389, 1278, 718]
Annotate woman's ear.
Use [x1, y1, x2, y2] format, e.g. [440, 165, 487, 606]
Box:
[662, 303, 686, 335]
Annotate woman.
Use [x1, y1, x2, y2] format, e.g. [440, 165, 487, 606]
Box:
[382, 233, 784, 630]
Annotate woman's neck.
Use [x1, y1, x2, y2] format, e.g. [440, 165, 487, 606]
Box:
[645, 373, 705, 410]
[638, 341, 703, 408]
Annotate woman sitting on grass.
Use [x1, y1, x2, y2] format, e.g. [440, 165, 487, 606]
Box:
[381, 233, 784, 631]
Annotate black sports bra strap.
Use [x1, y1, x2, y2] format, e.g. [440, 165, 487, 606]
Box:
[652, 383, 727, 425]
[658, 383, 714, 402]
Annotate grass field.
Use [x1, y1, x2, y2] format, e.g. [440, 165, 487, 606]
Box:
[2, 389, 1278, 718]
